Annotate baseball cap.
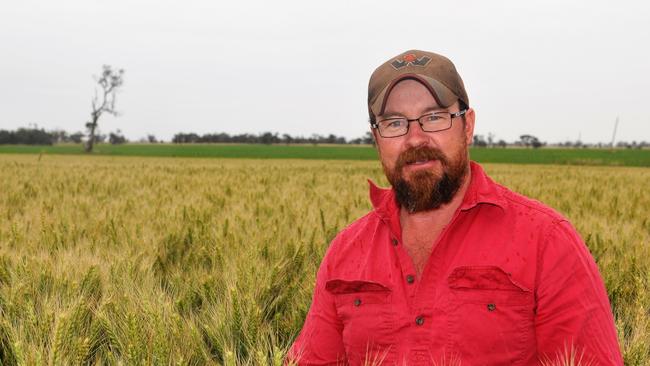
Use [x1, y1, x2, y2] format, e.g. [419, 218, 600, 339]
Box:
[368, 50, 469, 120]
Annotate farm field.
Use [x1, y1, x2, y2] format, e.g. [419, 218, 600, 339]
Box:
[0, 154, 649, 365]
[1, 143, 649, 167]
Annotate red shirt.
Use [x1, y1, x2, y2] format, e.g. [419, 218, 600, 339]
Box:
[288, 162, 622, 365]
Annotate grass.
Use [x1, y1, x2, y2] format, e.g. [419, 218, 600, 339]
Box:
[0, 144, 379, 161]
[0, 143, 649, 166]
[0, 154, 648, 365]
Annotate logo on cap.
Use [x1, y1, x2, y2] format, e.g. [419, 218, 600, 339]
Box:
[390, 54, 431, 70]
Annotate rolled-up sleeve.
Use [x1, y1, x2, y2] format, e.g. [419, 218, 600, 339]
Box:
[535, 220, 623, 365]
[287, 248, 347, 366]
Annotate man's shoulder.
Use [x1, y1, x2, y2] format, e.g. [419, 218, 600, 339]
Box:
[321, 209, 383, 261]
[493, 182, 568, 225]
[332, 210, 382, 245]
[472, 162, 568, 227]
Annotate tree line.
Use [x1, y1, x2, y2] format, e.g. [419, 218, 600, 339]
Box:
[170, 131, 374, 145]
[0, 127, 127, 145]
[0, 128, 372, 146]
[2, 127, 648, 149]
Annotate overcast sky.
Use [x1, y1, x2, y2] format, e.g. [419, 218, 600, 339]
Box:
[1, 0, 648, 143]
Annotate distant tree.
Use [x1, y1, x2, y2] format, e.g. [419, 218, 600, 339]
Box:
[487, 132, 495, 147]
[108, 130, 127, 145]
[173, 133, 200, 143]
[282, 133, 293, 144]
[0, 127, 54, 145]
[50, 130, 68, 143]
[473, 134, 488, 147]
[147, 134, 157, 143]
[0, 130, 11, 144]
[259, 132, 279, 144]
[497, 139, 507, 148]
[519, 134, 543, 149]
[362, 131, 374, 145]
[85, 65, 124, 153]
[69, 132, 84, 143]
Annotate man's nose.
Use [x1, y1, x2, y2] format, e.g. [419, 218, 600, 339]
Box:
[403, 120, 430, 147]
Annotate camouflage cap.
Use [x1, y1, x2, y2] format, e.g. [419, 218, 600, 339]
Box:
[368, 50, 469, 120]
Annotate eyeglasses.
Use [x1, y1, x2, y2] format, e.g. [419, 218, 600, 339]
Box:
[371, 109, 467, 138]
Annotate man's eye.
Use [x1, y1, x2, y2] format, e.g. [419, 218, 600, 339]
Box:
[385, 119, 405, 128]
[422, 114, 442, 122]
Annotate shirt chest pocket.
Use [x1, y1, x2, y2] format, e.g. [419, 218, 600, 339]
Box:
[326, 279, 395, 363]
[446, 266, 535, 365]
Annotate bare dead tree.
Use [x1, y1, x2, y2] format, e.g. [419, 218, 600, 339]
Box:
[85, 65, 124, 152]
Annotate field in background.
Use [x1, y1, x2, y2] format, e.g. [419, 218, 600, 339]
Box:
[0, 154, 648, 365]
[1, 143, 650, 166]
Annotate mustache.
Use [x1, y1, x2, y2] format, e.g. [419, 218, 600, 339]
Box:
[395, 146, 447, 169]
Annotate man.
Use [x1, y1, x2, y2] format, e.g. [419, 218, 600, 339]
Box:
[288, 50, 622, 365]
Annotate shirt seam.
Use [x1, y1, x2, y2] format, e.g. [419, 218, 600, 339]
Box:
[535, 219, 567, 309]
[501, 189, 567, 222]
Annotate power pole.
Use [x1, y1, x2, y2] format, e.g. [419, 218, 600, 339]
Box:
[610, 116, 619, 148]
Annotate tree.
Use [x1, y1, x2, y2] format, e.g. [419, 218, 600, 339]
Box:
[282, 133, 293, 144]
[362, 131, 374, 145]
[85, 65, 124, 152]
[109, 130, 127, 145]
[259, 132, 279, 144]
[519, 134, 543, 149]
[487, 132, 495, 147]
[0, 127, 54, 145]
[50, 130, 68, 143]
[69, 132, 84, 143]
[473, 134, 488, 147]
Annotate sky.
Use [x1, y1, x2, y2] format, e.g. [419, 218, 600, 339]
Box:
[1, 0, 649, 144]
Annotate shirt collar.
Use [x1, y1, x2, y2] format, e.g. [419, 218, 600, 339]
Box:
[459, 161, 507, 211]
[368, 161, 506, 221]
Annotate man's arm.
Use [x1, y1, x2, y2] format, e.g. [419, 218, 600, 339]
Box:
[287, 251, 347, 366]
[535, 220, 623, 365]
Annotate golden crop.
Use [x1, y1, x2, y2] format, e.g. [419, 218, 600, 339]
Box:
[0, 155, 648, 365]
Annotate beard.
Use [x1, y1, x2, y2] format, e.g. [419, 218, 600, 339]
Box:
[383, 144, 468, 213]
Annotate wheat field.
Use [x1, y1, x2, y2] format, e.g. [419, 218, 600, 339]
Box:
[0, 154, 648, 365]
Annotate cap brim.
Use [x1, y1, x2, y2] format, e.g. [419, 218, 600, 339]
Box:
[370, 74, 458, 117]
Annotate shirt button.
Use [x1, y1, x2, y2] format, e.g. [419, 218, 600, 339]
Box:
[487, 303, 496, 311]
[391, 238, 398, 246]
[415, 315, 425, 326]
[354, 298, 362, 307]
[406, 275, 415, 284]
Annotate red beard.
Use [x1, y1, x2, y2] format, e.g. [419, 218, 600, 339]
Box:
[384, 145, 468, 213]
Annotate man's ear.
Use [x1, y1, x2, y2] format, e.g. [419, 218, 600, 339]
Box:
[464, 108, 476, 146]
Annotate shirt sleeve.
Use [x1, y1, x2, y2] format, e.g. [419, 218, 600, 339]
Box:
[534, 220, 623, 365]
[286, 246, 347, 366]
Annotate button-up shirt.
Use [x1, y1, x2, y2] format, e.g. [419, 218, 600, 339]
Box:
[288, 162, 622, 365]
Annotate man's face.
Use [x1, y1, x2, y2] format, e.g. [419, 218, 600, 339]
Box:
[373, 79, 475, 212]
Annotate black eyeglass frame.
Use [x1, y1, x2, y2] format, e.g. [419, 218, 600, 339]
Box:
[370, 109, 468, 138]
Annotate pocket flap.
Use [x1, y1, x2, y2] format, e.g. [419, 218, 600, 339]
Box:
[325, 279, 390, 294]
[447, 266, 530, 292]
